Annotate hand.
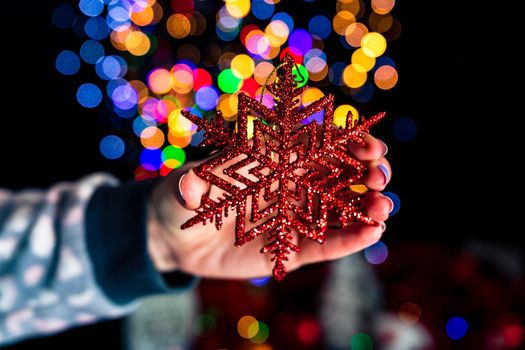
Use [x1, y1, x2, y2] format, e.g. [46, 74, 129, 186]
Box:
[147, 134, 392, 279]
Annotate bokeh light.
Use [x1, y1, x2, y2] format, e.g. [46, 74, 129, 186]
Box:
[99, 135, 125, 160]
[249, 276, 271, 287]
[308, 15, 331, 40]
[382, 191, 400, 216]
[80, 40, 105, 64]
[333, 104, 358, 128]
[364, 240, 388, 264]
[195, 86, 219, 111]
[393, 117, 417, 142]
[297, 318, 321, 345]
[52, 4, 77, 29]
[55, 50, 81, 75]
[76, 83, 102, 108]
[79, 0, 104, 17]
[238, 315, 259, 339]
[446, 316, 469, 340]
[251, 321, 270, 344]
[399, 302, 422, 325]
[350, 332, 373, 350]
[374, 65, 398, 90]
[361, 32, 387, 57]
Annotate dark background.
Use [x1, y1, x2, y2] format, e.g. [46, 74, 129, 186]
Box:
[2, 1, 521, 349]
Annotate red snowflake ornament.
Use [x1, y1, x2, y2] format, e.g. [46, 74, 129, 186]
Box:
[181, 54, 385, 280]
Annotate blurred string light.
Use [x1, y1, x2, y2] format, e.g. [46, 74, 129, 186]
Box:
[398, 302, 422, 326]
[364, 240, 388, 264]
[446, 316, 469, 340]
[52, 0, 401, 177]
[350, 332, 374, 350]
[237, 315, 270, 344]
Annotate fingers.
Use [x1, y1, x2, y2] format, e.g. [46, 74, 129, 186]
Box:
[363, 158, 391, 191]
[361, 191, 393, 222]
[179, 169, 211, 209]
[348, 133, 388, 161]
[297, 191, 390, 266]
[298, 222, 384, 266]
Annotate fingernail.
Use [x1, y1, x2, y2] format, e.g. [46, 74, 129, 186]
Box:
[382, 194, 394, 213]
[380, 222, 387, 232]
[380, 140, 388, 156]
[177, 173, 187, 205]
[377, 163, 390, 184]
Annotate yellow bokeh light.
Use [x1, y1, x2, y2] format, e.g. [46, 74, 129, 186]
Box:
[332, 11, 356, 35]
[168, 109, 195, 135]
[374, 65, 398, 90]
[110, 26, 133, 51]
[125, 31, 151, 56]
[265, 20, 289, 47]
[371, 0, 396, 15]
[167, 13, 191, 38]
[231, 54, 255, 79]
[350, 184, 369, 193]
[225, 0, 251, 18]
[334, 104, 359, 128]
[237, 315, 259, 339]
[342, 64, 367, 88]
[301, 87, 324, 107]
[140, 126, 165, 149]
[361, 32, 387, 57]
[352, 48, 376, 72]
[218, 93, 239, 121]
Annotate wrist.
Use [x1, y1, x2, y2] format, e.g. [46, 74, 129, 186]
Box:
[147, 204, 179, 272]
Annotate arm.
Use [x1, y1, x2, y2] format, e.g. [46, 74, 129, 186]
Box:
[0, 173, 194, 345]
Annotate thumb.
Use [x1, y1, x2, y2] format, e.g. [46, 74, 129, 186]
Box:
[179, 168, 211, 209]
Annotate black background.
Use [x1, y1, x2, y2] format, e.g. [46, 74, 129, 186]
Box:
[1, 0, 517, 348]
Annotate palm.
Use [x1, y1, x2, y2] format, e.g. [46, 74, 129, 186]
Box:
[150, 133, 392, 279]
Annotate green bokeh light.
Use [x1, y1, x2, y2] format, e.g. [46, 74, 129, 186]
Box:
[218, 68, 242, 93]
[350, 332, 373, 350]
[250, 321, 269, 344]
[292, 64, 309, 88]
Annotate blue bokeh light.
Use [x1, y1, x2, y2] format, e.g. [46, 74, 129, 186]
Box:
[99, 135, 125, 159]
[446, 317, 469, 340]
[383, 191, 400, 216]
[308, 15, 331, 39]
[80, 40, 105, 64]
[52, 4, 77, 29]
[55, 50, 81, 75]
[288, 29, 312, 55]
[76, 83, 102, 108]
[393, 117, 417, 142]
[79, 0, 104, 17]
[195, 86, 219, 111]
[140, 149, 163, 171]
[84, 16, 110, 40]
[252, 0, 274, 20]
[364, 241, 389, 264]
[250, 277, 271, 287]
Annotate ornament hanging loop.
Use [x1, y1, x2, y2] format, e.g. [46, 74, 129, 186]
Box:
[259, 60, 306, 104]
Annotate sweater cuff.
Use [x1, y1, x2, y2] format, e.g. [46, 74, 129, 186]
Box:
[85, 178, 197, 306]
